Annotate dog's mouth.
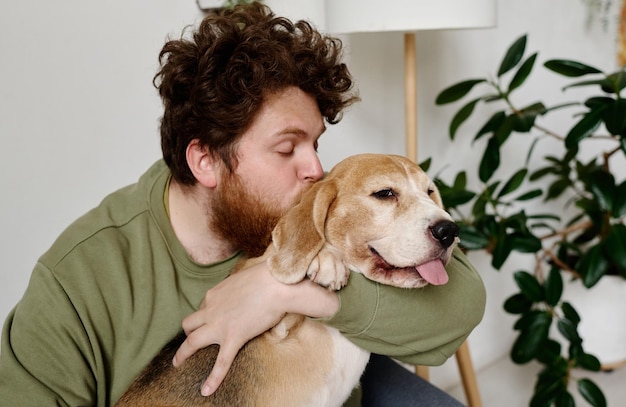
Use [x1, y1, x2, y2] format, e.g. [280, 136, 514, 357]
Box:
[369, 247, 449, 286]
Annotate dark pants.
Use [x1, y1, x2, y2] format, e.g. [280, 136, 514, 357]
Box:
[361, 354, 466, 407]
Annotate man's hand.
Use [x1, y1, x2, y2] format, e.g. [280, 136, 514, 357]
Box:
[172, 260, 340, 397]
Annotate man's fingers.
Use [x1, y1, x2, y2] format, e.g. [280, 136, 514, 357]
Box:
[200, 344, 239, 396]
[172, 327, 243, 397]
[172, 329, 211, 367]
[181, 311, 205, 336]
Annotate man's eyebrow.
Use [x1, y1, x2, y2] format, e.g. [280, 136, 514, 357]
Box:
[275, 125, 327, 138]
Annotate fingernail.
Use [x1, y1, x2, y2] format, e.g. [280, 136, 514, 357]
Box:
[201, 384, 211, 396]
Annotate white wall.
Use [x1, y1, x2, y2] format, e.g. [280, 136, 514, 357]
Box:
[0, 0, 619, 392]
[1, 0, 203, 318]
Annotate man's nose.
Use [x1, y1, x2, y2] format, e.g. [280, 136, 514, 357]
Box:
[301, 153, 324, 182]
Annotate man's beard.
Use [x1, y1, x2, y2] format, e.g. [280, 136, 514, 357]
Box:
[210, 173, 293, 258]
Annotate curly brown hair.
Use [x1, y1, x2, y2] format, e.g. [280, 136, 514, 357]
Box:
[154, 2, 359, 185]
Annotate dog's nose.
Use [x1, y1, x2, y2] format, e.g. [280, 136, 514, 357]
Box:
[430, 220, 460, 249]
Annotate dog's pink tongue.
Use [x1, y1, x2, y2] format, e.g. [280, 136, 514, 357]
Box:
[416, 260, 449, 285]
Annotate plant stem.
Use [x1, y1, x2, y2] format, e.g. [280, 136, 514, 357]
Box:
[541, 247, 583, 279]
[532, 123, 565, 141]
[539, 219, 593, 240]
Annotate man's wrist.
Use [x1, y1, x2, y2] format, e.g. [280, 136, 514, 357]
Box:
[265, 264, 339, 319]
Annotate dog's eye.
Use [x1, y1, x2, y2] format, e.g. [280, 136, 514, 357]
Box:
[427, 188, 435, 196]
[372, 189, 396, 199]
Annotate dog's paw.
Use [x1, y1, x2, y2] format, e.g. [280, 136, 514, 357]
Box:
[267, 250, 307, 285]
[306, 243, 350, 290]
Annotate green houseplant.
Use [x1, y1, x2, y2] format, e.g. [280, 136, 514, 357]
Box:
[432, 34, 626, 406]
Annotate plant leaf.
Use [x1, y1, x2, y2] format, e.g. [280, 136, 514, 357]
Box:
[436, 79, 486, 105]
[530, 166, 558, 181]
[562, 78, 613, 91]
[574, 198, 602, 228]
[614, 181, 626, 217]
[544, 268, 563, 307]
[527, 143, 544, 175]
[561, 302, 581, 325]
[510, 233, 542, 253]
[587, 169, 615, 212]
[536, 340, 562, 365]
[514, 271, 544, 302]
[602, 69, 626, 93]
[510, 311, 551, 363]
[564, 105, 606, 148]
[515, 189, 543, 201]
[557, 318, 582, 344]
[494, 114, 516, 145]
[458, 226, 490, 250]
[498, 35, 527, 77]
[554, 391, 576, 407]
[545, 178, 571, 201]
[474, 111, 506, 142]
[528, 213, 561, 221]
[585, 96, 614, 109]
[578, 244, 609, 288]
[450, 98, 481, 140]
[513, 310, 545, 330]
[512, 102, 548, 134]
[509, 53, 538, 93]
[440, 188, 476, 208]
[544, 101, 581, 114]
[471, 193, 489, 218]
[576, 352, 601, 371]
[602, 98, 626, 136]
[498, 169, 528, 198]
[418, 157, 432, 172]
[479, 136, 501, 183]
[503, 293, 532, 314]
[544, 59, 603, 77]
[491, 233, 513, 269]
[530, 389, 557, 407]
[533, 360, 570, 406]
[577, 378, 607, 407]
[603, 224, 626, 272]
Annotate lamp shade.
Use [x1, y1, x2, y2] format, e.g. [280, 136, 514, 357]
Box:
[265, 0, 497, 33]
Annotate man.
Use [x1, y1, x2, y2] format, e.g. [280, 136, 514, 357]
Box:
[0, 3, 485, 406]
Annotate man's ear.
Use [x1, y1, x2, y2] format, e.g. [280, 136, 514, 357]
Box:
[186, 139, 219, 188]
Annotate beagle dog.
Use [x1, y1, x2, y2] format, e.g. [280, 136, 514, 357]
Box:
[115, 153, 460, 407]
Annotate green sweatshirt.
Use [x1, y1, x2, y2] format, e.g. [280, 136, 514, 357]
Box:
[0, 160, 485, 406]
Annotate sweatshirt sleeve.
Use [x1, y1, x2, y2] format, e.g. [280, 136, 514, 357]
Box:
[0, 263, 97, 406]
[325, 247, 486, 366]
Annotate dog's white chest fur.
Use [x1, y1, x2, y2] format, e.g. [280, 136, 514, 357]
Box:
[301, 325, 370, 407]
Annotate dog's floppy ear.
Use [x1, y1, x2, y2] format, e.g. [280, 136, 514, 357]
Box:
[267, 179, 338, 284]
